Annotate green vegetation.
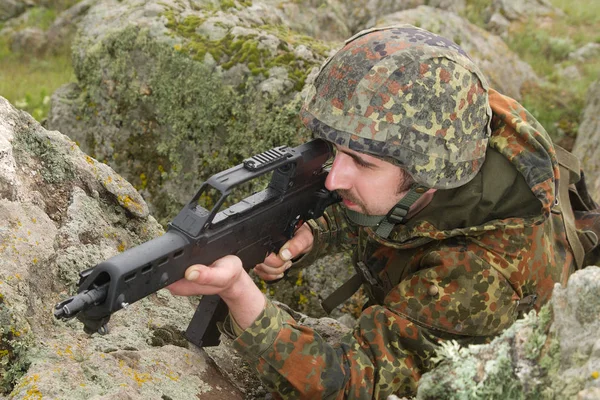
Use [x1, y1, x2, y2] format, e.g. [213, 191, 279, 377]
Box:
[163, 11, 329, 91]
[461, 0, 600, 145]
[0, 294, 32, 394]
[0, 2, 77, 122]
[71, 25, 315, 224]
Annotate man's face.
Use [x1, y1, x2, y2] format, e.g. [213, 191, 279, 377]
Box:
[325, 144, 412, 216]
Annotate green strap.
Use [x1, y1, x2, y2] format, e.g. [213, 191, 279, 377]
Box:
[555, 145, 585, 270]
[345, 209, 385, 227]
[321, 274, 363, 314]
[376, 184, 429, 238]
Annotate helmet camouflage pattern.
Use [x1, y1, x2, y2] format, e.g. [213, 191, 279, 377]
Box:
[300, 25, 492, 189]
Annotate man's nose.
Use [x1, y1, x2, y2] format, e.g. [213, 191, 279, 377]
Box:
[325, 154, 352, 191]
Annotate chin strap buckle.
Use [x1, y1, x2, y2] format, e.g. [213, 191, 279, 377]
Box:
[375, 184, 429, 238]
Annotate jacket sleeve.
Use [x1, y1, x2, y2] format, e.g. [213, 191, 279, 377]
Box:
[225, 245, 520, 399]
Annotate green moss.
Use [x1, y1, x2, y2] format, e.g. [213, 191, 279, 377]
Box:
[163, 11, 328, 92]
[72, 25, 316, 225]
[13, 130, 75, 184]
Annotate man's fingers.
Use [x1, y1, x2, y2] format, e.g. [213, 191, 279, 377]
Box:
[167, 255, 244, 296]
[279, 223, 314, 261]
[263, 252, 284, 266]
[255, 261, 292, 280]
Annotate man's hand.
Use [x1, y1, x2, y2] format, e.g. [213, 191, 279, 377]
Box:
[167, 255, 265, 330]
[254, 223, 314, 281]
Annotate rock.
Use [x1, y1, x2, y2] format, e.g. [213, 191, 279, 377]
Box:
[414, 266, 600, 399]
[46, 0, 337, 226]
[0, 95, 246, 399]
[0, 0, 26, 21]
[569, 43, 600, 63]
[426, 0, 466, 14]
[555, 64, 582, 82]
[46, 0, 95, 52]
[377, 6, 539, 100]
[572, 81, 600, 201]
[490, 0, 561, 22]
[9, 27, 46, 55]
[487, 12, 511, 37]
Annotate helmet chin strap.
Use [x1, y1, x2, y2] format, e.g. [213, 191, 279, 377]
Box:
[344, 184, 429, 239]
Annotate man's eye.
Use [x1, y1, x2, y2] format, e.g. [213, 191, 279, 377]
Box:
[355, 159, 370, 168]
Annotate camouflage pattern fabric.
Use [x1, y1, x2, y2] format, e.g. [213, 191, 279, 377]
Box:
[222, 90, 578, 399]
[300, 25, 492, 189]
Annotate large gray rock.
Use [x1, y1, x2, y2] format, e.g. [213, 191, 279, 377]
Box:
[0, 0, 25, 21]
[491, 0, 560, 22]
[46, 0, 338, 227]
[415, 266, 600, 399]
[572, 81, 600, 202]
[377, 6, 539, 100]
[0, 95, 248, 399]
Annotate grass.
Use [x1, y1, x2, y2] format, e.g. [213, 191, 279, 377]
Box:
[0, 2, 77, 122]
[497, 0, 599, 145]
[0, 38, 75, 121]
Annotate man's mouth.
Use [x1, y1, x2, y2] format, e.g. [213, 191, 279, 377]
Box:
[342, 198, 357, 207]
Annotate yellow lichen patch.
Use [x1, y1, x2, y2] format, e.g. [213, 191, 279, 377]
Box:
[118, 359, 154, 387]
[297, 293, 308, 306]
[11, 374, 42, 400]
[117, 242, 126, 253]
[592, 371, 599, 379]
[85, 155, 95, 165]
[117, 194, 145, 215]
[165, 370, 180, 382]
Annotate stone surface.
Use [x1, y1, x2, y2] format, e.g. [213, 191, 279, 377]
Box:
[9, 26, 45, 55]
[0, 0, 26, 22]
[490, 0, 560, 22]
[46, 0, 337, 227]
[0, 95, 246, 399]
[572, 81, 600, 202]
[569, 43, 600, 63]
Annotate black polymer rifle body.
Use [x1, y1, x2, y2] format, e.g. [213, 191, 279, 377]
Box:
[54, 139, 339, 347]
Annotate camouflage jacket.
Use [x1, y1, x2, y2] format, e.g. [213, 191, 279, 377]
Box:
[222, 90, 582, 399]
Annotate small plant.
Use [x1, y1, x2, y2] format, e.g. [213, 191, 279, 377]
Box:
[0, 295, 32, 394]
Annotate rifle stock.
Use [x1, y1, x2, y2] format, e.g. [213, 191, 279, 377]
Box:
[54, 139, 340, 347]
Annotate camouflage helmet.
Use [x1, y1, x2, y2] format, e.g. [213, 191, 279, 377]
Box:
[300, 25, 492, 189]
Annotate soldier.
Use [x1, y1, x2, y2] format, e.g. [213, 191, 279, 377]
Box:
[168, 25, 595, 398]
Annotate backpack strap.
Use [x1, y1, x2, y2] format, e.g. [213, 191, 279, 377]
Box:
[554, 145, 585, 270]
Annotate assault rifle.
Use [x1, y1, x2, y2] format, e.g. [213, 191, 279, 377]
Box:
[54, 139, 339, 347]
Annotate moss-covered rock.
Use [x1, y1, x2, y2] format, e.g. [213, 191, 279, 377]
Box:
[47, 0, 337, 226]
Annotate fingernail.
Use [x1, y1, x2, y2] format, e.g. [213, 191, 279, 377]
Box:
[284, 261, 292, 270]
[187, 270, 199, 281]
[276, 273, 284, 279]
[281, 249, 292, 261]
